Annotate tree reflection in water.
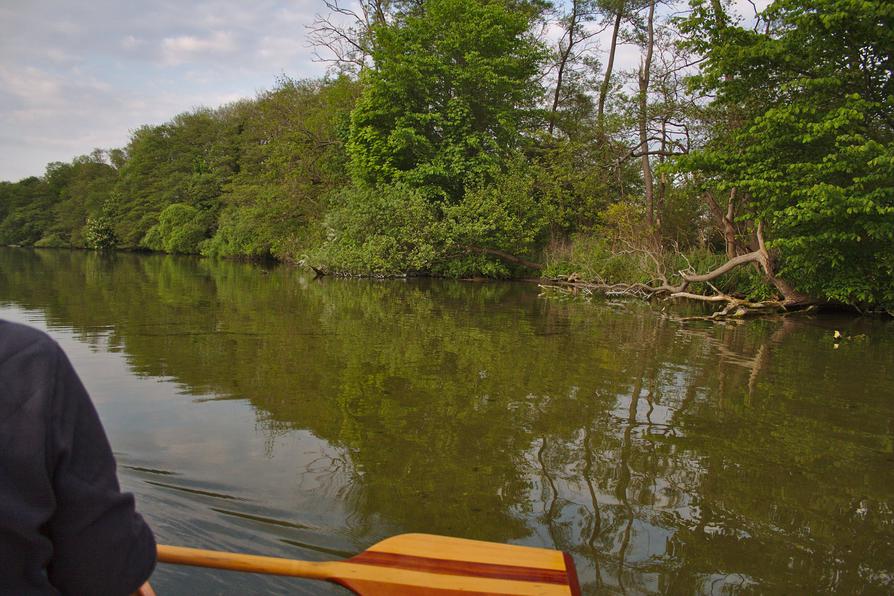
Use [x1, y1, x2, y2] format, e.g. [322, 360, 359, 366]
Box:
[0, 248, 891, 594]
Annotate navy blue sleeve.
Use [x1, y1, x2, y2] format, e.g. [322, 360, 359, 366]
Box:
[45, 344, 156, 595]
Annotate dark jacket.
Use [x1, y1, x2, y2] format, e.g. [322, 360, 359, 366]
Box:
[0, 320, 156, 595]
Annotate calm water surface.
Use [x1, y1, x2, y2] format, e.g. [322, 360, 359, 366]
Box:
[1, 248, 892, 595]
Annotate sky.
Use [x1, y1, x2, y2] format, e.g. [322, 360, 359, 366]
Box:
[0, 0, 764, 183]
[0, 0, 329, 182]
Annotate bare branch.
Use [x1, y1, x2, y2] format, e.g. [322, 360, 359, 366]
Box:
[681, 250, 766, 284]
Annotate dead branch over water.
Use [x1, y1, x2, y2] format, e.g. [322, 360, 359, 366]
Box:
[539, 222, 821, 319]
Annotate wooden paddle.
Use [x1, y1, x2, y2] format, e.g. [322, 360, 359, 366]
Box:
[157, 533, 581, 595]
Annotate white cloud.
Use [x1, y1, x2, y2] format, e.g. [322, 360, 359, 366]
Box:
[161, 31, 237, 65]
[49, 20, 81, 35]
[43, 47, 79, 64]
[0, 66, 63, 108]
[257, 35, 308, 64]
[275, 6, 316, 24]
[0, 0, 327, 181]
[121, 35, 144, 50]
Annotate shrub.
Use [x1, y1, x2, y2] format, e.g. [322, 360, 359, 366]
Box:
[311, 182, 441, 275]
[141, 203, 206, 254]
[34, 234, 69, 248]
[84, 216, 117, 250]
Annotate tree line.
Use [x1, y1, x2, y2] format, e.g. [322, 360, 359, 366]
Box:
[1, 0, 891, 311]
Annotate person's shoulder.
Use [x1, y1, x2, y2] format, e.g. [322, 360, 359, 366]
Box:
[0, 321, 64, 417]
[0, 320, 60, 367]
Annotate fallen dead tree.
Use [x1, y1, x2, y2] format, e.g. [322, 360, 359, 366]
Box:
[540, 222, 820, 319]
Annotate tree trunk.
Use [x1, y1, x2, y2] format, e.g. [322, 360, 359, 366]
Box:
[704, 189, 741, 258]
[657, 119, 667, 227]
[638, 0, 656, 226]
[542, 221, 816, 312]
[753, 223, 812, 304]
[549, 0, 580, 135]
[597, 8, 624, 131]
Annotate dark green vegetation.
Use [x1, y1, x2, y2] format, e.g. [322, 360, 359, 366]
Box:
[1, 0, 891, 310]
[2, 248, 893, 593]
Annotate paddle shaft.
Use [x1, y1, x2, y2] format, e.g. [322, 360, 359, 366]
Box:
[157, 545, 338, 580]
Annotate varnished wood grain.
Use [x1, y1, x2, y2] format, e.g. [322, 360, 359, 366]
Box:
[157, 533, 580, 595]
[349, 551, 570, 584]
[367, 534, 568, 571]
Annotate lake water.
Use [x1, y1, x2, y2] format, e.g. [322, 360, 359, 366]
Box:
[1, 248, 892, 594]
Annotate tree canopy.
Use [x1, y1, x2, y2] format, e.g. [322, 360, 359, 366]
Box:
[1, 0, 891, 311]
[681, 0, 894, 307]
[347, 0, 546, 194]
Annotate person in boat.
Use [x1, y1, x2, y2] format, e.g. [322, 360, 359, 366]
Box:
[0, 320, 156, 595]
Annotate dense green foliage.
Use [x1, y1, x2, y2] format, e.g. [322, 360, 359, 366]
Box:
[1, 0, 890, 308]
[84, 216, 117, 250]
[109, 109, 237, 248]
[141, 203, 208, 254]
[681, 0, 894, 307]
[204, 77, 359, 260]
[0, 178, 53, 246]
[0, 76, 358, 262]
[317, 0, 549, 276]
[347, 0, 545, 191]
[0, 154, 119, 247]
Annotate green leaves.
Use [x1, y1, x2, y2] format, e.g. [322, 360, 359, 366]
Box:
[141, 203, 207, 254]
[111, 109, 238, 248]
[314, 182, 442, 275]
[84, 215, 117, 251]
[322, 0, 550, 276]
[347, 0, 546, 194]
[206, 77, 359, 261]
[682, 0, 894, 308]
[315, 159, 549, 278]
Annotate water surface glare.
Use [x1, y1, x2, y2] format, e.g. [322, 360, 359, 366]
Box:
[1, 248, 892, 594]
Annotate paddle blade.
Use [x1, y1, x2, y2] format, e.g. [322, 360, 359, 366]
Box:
[338, 533, 581, 595]
[157, 534, 581, 595]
